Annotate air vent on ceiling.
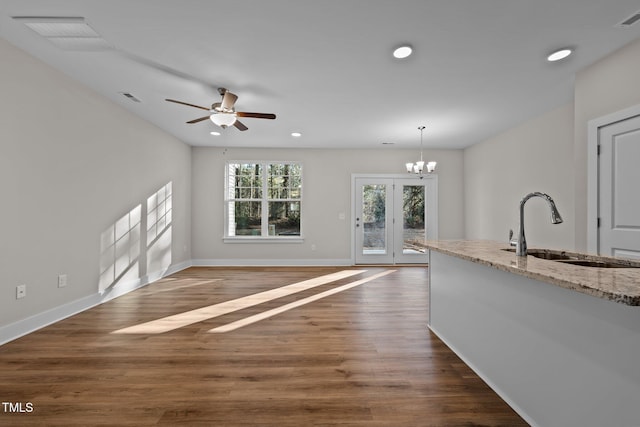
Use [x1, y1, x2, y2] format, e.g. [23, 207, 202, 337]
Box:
[616, 10, 640, 28]
[120, 92, 142, 103]
[12, 16, 111, 50]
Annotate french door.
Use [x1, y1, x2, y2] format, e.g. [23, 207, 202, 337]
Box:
[353, 176, 438, 264]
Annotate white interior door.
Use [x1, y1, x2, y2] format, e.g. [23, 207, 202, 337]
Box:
[598, 114, 640, 259]
[354, 176, 437, 264]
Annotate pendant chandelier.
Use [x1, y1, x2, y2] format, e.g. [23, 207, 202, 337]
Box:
[406, 126, 437, 175]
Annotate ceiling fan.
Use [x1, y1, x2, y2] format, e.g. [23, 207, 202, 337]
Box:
[165, 88, 276, 131]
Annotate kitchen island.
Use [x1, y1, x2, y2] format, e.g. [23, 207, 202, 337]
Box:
[426, 240, 640, 427]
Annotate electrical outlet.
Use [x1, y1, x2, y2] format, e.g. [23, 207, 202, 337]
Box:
[16, 284, 26, 299]
[58, 274, 68, 288]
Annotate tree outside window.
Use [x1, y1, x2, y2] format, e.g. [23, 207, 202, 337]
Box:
[226, 162, 302, 238]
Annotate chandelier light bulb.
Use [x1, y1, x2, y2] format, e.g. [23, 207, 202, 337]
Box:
[406, 125, 437, 176]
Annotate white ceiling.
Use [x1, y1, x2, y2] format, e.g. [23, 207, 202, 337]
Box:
[2, 1, 640, 149]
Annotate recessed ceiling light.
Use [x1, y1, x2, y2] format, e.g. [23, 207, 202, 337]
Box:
[547, 48, 572, 62]
[393, 45, 413, 59]
[210, 131, 221, 136]
[291, 132, 302, 137]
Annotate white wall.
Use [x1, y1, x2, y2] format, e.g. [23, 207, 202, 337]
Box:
[192, 146, 464, 264]
[573, 37, 640, 251]
[0, 38, 191, 328]
[464, 37, 640, 251]
[464, 104, 575, 250]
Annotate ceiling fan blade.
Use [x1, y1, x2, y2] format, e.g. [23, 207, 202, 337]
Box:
[236, 112, 276, 120]
[234, 120, 249, 131]
[166, 99, 210, 111]
[187, 116, 211, 124]
[221, 91, 238, 111]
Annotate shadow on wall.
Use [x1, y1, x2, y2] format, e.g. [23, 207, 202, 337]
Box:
[99, 182, 173, 293]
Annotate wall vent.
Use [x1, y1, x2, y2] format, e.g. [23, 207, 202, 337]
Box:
[12, 16, 110, 50]
[12, 16, 98, 37]
[616, 11, 640, 28]
[120, 92, 142, 103]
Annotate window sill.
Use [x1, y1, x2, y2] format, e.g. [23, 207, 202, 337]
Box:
[223, 236, 305, 244]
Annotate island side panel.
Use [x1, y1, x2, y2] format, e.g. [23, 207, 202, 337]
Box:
[428, 250, 640, 427]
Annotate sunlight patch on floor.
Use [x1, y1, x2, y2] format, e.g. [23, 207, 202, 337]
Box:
[137, 279, 223, 296]
[111, 270, 366, 334]
[209, 270, 396, 333]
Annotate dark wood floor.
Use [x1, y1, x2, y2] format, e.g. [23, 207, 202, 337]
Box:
[0, 267, 528, 426]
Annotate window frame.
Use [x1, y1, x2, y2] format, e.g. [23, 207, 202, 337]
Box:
[223, 160, 304, 243]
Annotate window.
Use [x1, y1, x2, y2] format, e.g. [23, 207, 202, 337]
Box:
[225, 162, 302, 241]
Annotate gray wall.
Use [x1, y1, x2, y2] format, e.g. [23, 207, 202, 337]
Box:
[464, 103, 575, 250]
[464, 37, 640, 252]
[5, 29, 640, 332]
[191, 147, 464, 264]
[0, 38, 192, 327]
[573, 37, 640, 251]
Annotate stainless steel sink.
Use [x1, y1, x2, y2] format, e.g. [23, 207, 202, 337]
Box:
[502, 248, 640, 268]
[557, 259, 640, 268]
[502, 248, 574, 260]
[526, 250, 575, 261]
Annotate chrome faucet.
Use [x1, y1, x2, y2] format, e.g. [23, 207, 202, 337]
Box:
[509, 192, 563, 256]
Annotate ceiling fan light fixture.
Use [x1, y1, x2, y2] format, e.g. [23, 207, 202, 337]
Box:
[210, 113, 237, 128]
[166, 89, 274, 132]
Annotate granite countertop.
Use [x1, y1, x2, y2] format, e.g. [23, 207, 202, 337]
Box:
[424, 240, 640, 306]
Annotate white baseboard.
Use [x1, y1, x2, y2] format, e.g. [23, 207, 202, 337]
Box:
[0, 258, 355, 345]
[0, 260, 193, 346]
[0, 293, 103, 347]
[191, 258, 353, 267]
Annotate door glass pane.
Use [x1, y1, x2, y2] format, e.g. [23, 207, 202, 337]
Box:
[402, 185, 425, 254]
[362, 184, 387, 254]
